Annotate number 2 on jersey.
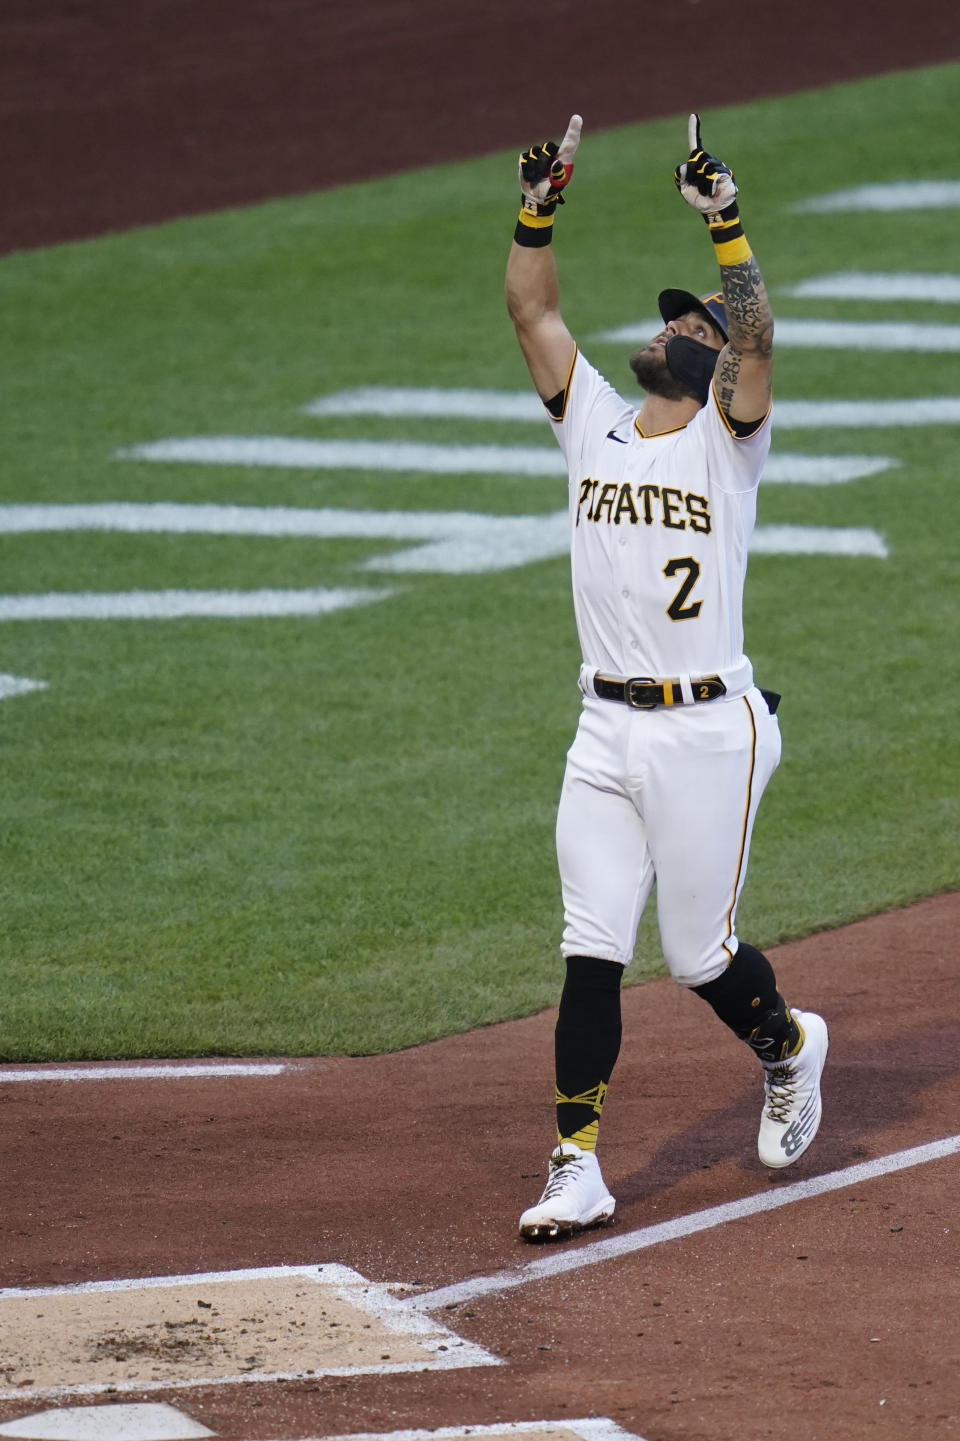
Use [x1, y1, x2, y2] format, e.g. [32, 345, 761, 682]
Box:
[663, 557, 703, 621]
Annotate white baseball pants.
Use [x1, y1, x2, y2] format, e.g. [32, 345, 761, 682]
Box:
[556, 688, 781, 986]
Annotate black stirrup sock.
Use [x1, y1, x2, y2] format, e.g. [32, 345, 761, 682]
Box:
[554, 954, 624, 1149]
[692, 942, 801, 1064]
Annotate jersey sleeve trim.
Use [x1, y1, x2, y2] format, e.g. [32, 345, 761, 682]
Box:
[544, 346, 579, 423]
[711, 379, 773, 440]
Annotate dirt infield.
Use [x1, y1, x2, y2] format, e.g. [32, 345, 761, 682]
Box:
[2, 0, 958, 253]
[1, 893, 959, 1438]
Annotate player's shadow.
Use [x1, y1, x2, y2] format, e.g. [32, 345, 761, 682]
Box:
[611, 1017, 960, 1210]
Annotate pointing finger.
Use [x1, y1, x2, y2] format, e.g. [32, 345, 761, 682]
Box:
[557, 113, 583, 164]
[688, 112, 701, 152]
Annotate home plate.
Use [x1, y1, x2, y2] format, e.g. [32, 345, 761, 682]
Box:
[0, 1403, 212, 1440]
[0, 1265, 499, 1401]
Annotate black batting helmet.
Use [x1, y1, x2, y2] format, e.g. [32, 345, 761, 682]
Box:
[658, 288, 728, 342]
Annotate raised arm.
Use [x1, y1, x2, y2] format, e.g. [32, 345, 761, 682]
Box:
[505, 116, 582, 404]
[675, 114, 774, 425]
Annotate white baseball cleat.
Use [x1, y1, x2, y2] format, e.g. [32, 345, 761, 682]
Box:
[518, 1142, 616, 1241]
[758, 1009, 829, 1168]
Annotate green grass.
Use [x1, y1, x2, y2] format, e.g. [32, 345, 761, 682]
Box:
[1, 62, 958, 1057]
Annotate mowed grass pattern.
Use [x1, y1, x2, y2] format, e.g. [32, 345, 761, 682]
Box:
[0, 63, 957, 1057]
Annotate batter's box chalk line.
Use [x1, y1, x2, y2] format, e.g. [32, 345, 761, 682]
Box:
[267, 1422, 650, 1441]
[0, 1264, 500, 1403]
[409, 1132, 960, 1311]
[0, 1417, 651, 1441]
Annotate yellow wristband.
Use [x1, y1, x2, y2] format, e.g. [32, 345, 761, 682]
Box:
[713, 233, 753, 265]
[516, 208, 555, 229]
[706, 201, 752, 266]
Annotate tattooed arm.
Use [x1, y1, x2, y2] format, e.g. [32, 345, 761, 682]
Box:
[714, 254, 774, 426]
[673, 114, 774, 426]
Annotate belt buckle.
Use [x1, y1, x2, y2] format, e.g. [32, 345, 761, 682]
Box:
[624, 676, 659, 709]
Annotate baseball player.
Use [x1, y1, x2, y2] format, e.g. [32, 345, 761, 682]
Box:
[505, 114, 828, 1241]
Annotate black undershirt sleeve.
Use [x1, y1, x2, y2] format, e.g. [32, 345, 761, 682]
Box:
[544, 388, 566, 420]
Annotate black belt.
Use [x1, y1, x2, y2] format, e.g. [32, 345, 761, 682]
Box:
[594, 674, 727, 709]
[593, 675, 782, 714]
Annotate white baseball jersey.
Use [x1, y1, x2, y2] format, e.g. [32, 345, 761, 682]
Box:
[547, 347, 780, 983]
[550, 348, 771, 685]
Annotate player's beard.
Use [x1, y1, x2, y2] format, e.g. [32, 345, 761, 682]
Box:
[628, 343, 699, 402]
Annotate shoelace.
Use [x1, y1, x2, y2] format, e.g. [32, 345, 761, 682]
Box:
[541, 1152, 583, 1200]
[764, 1064, 798, 1123]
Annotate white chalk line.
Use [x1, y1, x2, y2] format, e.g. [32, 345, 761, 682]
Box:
[0, 1355, 493, 1405]
[0, 506, 889, 587]
[750, 525, 887, 557]
[795, 180, 960, 213]
[303, 386, 960, 429]
[596, 317, 960, 351]
[306, 1422, 648, 1441]
[0, 587, 395, 621]
[117, 437, 563, 477]
[303, 388, 546, 422]
[764, 454, 895, 484]
[409, 1132, 960, 1312]
[0, 1421, 634, 1441]
[0, 673, 48, 699]
[0, 502, 552, 540]
[0, 1062, 291, 1083]
[113, 441, 895, 485]
[772, 396, 960, 428]
[0, 1263, 351, 1299]
[784, 270, 960, 302]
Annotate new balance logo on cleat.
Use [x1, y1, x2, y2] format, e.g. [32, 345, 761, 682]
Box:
[757, 1010, 829, 1169]
[518, 1142, 616, 1242]
[780, 1086, 820, 1157]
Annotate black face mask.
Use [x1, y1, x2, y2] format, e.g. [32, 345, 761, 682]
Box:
[664, 334, 721, 406]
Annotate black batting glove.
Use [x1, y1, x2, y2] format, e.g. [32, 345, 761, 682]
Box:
[674, 113, 739, 217]
[518, 115, 582, 217]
